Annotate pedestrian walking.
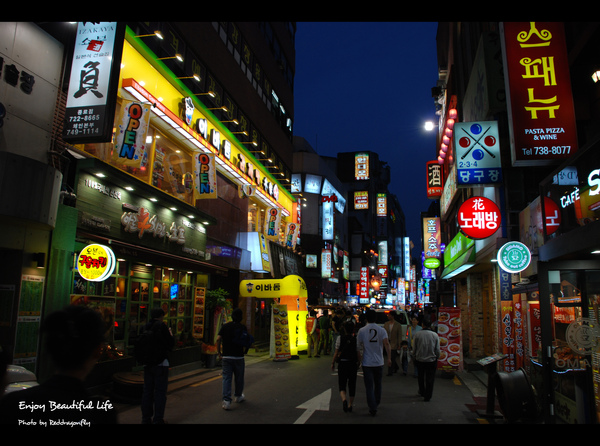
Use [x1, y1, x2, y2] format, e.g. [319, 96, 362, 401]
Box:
[331, 308, 344, 354]
[0, 305, 118, 425]
[408, 315, 422, 377]
[399, 340, 410, 375]
[356, 309, 391, 416]
[411, 317, 440, 402]
[317, 310, 331, 355]
[331, 321, 359, 412]
[140, 308, 175, 424]
[217, 308, 249, 410]
[384, 311, 403, 375]
[306, 310, 319, 357]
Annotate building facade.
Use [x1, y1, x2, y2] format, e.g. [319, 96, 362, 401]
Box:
[0, 21, 304, 386]
[432, 21, 600, 423]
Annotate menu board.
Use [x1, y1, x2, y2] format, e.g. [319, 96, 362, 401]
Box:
[437, 307, 462, 371]
[193, 287, 206, 340]
[272, 304, 291, 360]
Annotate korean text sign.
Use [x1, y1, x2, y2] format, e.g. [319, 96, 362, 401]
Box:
[501, 22, 578, 166]
[64, 22, 124, 143]
[458, 197, 501, 239]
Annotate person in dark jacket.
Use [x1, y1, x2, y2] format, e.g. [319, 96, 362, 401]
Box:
[141, 308, 174, 424]
[331, 321, 360, 412]
[0, 305, 117, 425]
[217, 308, 248, 410]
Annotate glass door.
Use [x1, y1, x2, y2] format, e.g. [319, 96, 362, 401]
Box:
[129, 276, 151, 344]
[546, 268, 600, 423]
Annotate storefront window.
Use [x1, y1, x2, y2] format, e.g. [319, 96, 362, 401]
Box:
[541, 141, 600, 242]
[151, 130, 194, 205]
[546, 269, 600, 423]
[78, 100, 195, 205]
[79, 101, 150, 185]
[153, 267, 196, 348]
[248, 204, 259, 231]
[70, 259, 200, 359]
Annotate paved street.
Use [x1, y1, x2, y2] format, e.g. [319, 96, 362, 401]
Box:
[113, 350, 501, 425]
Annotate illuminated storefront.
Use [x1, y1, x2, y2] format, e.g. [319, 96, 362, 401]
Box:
[240, 275, 308, 358]
[533, 140, 600, 424]
[55, 23, 299, 381]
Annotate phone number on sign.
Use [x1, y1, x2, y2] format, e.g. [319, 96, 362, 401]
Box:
[521, 146, 572, 156]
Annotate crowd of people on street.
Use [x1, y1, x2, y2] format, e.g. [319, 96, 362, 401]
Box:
[0, 302, 440, 425]
[307, 304, 441, 415]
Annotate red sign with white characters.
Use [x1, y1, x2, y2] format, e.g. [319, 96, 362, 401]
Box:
[458, 197, 501, 239]
[543, 196, 561, 235]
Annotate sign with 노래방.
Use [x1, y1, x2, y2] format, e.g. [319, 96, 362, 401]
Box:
[458, 197, 501, 239]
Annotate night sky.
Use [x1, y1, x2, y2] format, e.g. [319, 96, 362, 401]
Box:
[293, 22, 440, 256]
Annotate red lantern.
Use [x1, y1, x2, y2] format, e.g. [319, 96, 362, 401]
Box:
[458, 197, 501, 239]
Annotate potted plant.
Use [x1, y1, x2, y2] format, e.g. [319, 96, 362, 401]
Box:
[201, 342, 218, 368]
[202, 288, 231, 367]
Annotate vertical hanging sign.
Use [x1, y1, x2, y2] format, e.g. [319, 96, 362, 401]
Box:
[194, 153, 217, 199]
[264, 207, 282, 239]
[63, 22, 125, 143]
[501, 22, 578, 166]
[355, 153, 370, 180]
[113, 100, 151, 170]
[422, 217, 441, 269]
[426, 161, 444, 199]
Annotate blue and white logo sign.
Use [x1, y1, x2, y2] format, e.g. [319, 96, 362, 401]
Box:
[455, 121, 502, 185]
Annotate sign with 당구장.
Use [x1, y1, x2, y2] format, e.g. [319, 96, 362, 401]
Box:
[455, 121, 502, 185]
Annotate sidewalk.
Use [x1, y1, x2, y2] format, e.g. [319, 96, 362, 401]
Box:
[109, 349, 271, 409]
[455, 360, 509, 422]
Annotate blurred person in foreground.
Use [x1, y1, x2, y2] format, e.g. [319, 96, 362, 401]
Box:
[0, 305, 117, 425]
[140, 307, 174, 424]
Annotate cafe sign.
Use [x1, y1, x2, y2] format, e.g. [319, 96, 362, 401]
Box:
[497, 241, 531, 273]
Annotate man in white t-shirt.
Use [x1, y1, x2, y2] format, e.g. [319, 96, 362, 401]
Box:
[356, 309, 391, 416]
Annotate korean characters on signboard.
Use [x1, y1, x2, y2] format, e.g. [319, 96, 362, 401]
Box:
[501, 22, 578, 166]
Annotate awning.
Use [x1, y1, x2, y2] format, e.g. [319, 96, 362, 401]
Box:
[441, 246, 477, 279]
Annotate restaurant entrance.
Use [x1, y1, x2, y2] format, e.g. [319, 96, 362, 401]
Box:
[537, 260, 600, 424]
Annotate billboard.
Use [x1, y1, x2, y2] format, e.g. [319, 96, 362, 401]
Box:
[501, 22, 578, 166]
